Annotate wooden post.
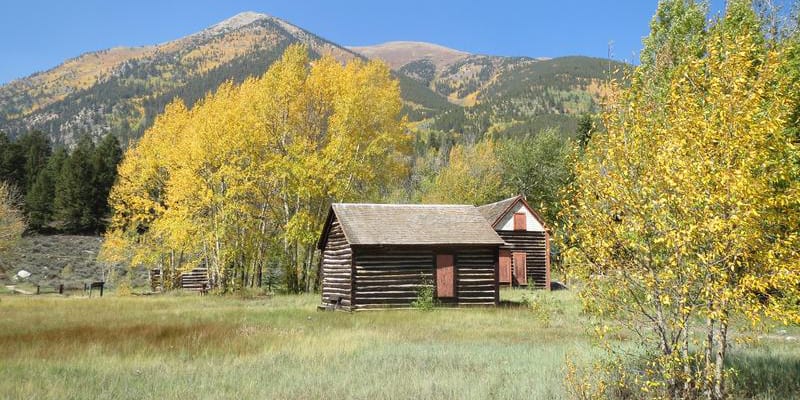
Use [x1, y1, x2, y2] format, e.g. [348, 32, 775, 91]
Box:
[36, 285, 40, 295]
[100, 283, 104, 297]
[59, 284, 64, 295]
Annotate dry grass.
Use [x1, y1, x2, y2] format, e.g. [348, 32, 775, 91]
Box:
[0, 289, 797, 399]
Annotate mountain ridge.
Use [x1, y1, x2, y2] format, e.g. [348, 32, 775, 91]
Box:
[0, 11, 625, 146]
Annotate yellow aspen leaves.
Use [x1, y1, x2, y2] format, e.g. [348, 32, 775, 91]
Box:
[102, 45, 409, 291]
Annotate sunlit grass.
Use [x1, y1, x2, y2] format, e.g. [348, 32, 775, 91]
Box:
[0, 289, 796, 399]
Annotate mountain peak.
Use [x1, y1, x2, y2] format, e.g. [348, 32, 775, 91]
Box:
[203, 11, 270, 35]
[348, 41, 470, 70]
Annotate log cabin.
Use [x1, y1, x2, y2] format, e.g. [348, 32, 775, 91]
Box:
[478, 195, 551, 290]
[317, 203, 505, 310]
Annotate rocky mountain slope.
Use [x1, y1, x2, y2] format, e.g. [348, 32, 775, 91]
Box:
[0, 13, 626, 146]
[351, 41, 627, 139]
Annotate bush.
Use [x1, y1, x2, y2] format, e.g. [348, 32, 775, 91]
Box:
[412, 276, 437, 311]
[115, 279, 132, 297]
[522, 290, 561, 327]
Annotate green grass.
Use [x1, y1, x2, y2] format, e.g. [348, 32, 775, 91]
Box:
[0, 289, 797, 399]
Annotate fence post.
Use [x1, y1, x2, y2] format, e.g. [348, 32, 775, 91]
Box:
[100, 283, 104, 297]
[36, 285, 40, 295]
[59, 284, 63, 295]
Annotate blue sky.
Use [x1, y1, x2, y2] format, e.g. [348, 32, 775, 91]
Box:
[0, 1, 736, 84]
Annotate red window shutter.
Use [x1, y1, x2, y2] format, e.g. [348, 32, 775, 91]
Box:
[498, 250, 512, 283]
[513, 213, 527, 231]
[436, 254, 455, 298]
[513, 252, 527, 285]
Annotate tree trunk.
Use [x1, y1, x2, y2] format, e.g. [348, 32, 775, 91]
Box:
[704, 305, 715, 400]
[682, 318, 692, 398]
[714, 311, 729, 400]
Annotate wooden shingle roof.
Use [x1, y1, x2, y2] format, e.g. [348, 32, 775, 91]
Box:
[321, 203, 505, 247]
[477, 196, 522, 227]
[477, 195, 549, 230]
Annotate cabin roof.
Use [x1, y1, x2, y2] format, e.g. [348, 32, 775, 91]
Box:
[320, 203, 505, 248]
[477, 195, 548, 229]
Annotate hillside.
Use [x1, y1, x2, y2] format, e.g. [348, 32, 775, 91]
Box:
[352, 42, 628, 139]
[0, 13, 625, 146]
[0, 13, 450, 146]
[0, 234, 146, 289]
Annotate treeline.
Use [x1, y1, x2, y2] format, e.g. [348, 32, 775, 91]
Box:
[0, 131, 122, 233]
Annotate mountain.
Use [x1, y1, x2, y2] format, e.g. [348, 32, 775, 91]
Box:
[0, 12, 450, 146]
[348, 41, 469, 70]
[0, 13, 626, 146]
[351, 41, 628, 140]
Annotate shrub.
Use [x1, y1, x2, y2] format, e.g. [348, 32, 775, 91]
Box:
[522, 290, 560, 327]
[412, 276, 437, 311]
[115, 279, 132, 297]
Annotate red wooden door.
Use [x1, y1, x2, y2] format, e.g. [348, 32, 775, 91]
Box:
[498, 250, 512, 284]
[436, 254, 455, 298]
[513, 252, 527, 285]
[513, 213, 527, 231]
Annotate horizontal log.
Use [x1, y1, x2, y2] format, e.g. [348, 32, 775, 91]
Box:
[322, 262, 351, 269]
[323, 276, 351, 282]
[323, 283, 352, 290]
[356, 278, 430, 284]
[355, 268, 431, 274]
[322, 269, 351, 274]
[357, 284, 426, 290]
[355, 257, 434, 266]
[324, 252, 352, 258]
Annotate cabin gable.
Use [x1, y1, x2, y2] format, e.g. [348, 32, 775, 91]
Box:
[478, 195, 551, 290]
[495, 201, 545, 232]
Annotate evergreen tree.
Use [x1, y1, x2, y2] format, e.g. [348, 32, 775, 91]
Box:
[91, 133, 122, 228]
[25, 148, 66, 230]
[575, 113, 595, 148]
[498, 129, 574, 224]
[17, 131, 52, 193]
[54, 136, 97, 232]
[0, 132, 25, 189]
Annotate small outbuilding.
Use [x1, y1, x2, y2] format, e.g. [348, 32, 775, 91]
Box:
[478, 195, 551, 289]
[317, 203, 505, 310]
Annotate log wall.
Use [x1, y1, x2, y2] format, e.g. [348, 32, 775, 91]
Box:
[352, 246, 498, 310]
[497, 231, 549, 289]
[319, 218, 353, 310]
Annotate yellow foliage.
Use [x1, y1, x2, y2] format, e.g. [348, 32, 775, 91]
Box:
[421, 140, 505, 205]
[103, 45, 409, 292]
[562, 3, 800, 398]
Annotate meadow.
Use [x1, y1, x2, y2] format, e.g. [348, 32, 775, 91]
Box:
[0, 289, 797, 400]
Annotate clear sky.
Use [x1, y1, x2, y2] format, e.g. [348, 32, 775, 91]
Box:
[0, 0, 737, 84]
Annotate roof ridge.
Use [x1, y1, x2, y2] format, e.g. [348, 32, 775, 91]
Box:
[333, 203, 474, 207]
[477, 195, 520, 209]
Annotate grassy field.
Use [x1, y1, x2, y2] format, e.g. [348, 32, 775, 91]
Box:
[0, 289, 798, 400]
